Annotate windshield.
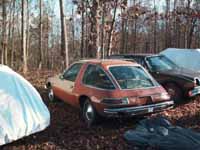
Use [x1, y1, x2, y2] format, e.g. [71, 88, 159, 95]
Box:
[109, 66, 157, 90]
[146, 55, 178, 72]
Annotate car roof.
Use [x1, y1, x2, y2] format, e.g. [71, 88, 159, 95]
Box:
[110, 53, 157, 58]
[77, 59, 139, 67]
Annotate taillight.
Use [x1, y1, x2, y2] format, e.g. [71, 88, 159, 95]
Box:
[153, 93, 170, 100]
[101, 98, 129, 105]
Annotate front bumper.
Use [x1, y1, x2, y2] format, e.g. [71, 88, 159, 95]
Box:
[103, 101, 174, 117]
[189, 86, 200, 97]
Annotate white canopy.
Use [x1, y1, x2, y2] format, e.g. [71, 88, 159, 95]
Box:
[0, 65, 50, 146]
[160, 48, 200, 72]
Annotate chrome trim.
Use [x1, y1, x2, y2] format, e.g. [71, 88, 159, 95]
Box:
[81, 84, 115, 91]
[80, 64, 117, 91]
[107, 65, 161, 91]
[104, 101, 174, 114]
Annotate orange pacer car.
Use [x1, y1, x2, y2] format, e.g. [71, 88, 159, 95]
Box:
[46, 59, 174, 126]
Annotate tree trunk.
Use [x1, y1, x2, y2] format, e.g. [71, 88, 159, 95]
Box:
[106, 0, 118, 56]
[26, 0, 30, 68]
[59, 0, 69, 68]
[11, 0, 16, 68]
[87, 0, 100, 58]
[1, 0, 7, 65]
[153, 0, 157, 53]
[39, 0, 43, 69]
[80, 0, 84, 58]
[22, 0, 28, 73]
[188, 18, 197, 48]
[72, 7, 75, 55]
[100, 3, 105, 58]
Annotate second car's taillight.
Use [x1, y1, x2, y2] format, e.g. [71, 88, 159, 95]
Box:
[194, 77, 200, 87]
[101, 98, 129, 105]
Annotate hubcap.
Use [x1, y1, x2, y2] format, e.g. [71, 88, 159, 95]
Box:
[48, 89, 54, 101]
[85, 103, 94, 121]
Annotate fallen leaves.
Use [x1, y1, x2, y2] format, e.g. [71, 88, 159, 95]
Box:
[2, 70, 200, 150]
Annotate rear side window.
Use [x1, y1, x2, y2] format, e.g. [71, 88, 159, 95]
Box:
[82, 65, 115, 90]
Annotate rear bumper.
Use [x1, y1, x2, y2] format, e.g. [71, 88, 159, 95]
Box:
[103, 101, 174, 117]
[189, 86, 200, 97]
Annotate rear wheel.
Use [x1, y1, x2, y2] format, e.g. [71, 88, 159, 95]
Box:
[164, 83, 183, 103]
[81, 99, 98, 127]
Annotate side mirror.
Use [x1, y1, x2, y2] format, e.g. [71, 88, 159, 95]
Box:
[59, 75, 64, 80]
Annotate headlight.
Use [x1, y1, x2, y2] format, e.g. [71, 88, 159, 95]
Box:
[101, 98, 129, 105]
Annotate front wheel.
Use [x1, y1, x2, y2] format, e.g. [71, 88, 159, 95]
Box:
[47, 86, 59, 102]
[81, 99, 98, 127]
[164, 83, 183, 103]
[48, 87, 54, 102]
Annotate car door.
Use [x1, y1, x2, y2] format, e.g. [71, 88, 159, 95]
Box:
[55, 63, 83, 106]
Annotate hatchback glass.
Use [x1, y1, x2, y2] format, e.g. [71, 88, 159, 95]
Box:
[109, 66, 157, 89]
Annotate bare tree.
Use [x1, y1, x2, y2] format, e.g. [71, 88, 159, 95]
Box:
[106, 0, 118, 56]
[86, 0, 100, 58]
[39, 0, 43, 69]
[11, 0, 16, 67]
[59, 0, 69, 68]
[80, 0, 85, 58]
[22, 0, 28, 73]
[1, 0, 8, 65]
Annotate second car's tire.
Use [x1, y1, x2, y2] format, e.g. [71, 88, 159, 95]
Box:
[164, 83, 183, 103]
[81, 98, 98, 127]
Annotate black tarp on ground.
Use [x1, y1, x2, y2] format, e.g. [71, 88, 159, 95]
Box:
[124, 117, 200, 150]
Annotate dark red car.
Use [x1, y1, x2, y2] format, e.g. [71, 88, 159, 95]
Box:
[46, 59, 173, 126]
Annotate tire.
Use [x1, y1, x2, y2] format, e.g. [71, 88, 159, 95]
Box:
[164, 83, 183, 103]
[81, 98, 98, 127]
[47, 87, 55, 102]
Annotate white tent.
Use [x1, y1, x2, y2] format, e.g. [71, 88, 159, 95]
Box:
[0, 65, 50, 146]
[160, 48, 200, 72]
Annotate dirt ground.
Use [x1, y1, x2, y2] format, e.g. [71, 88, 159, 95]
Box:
[2, 70, 200, 150]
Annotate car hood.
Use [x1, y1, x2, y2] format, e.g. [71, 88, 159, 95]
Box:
[159, 68, 200, 80]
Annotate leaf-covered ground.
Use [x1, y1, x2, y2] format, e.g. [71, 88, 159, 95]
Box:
[2, 70, 200, 150]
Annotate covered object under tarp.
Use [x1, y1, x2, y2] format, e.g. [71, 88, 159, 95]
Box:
[160, 48, 200, 72]
[124, 117, 200, 150]
[0, 65, 50, 146]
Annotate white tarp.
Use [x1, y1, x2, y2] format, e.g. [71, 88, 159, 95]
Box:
[0, 65, 50, 146]
[160, 48, 200, 72]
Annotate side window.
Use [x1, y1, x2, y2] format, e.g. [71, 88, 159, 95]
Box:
[82, 65, 115, 90]
[63, 63, 83, 82]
